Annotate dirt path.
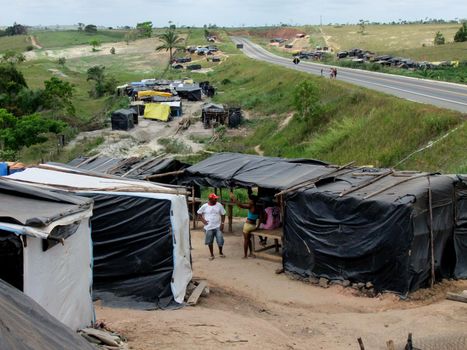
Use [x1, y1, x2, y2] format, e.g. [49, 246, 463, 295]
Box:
[29, 35, 42, 49]
[96, 220, 467, 350]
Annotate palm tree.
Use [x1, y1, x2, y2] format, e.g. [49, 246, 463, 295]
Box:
[156, 29, 185, 65]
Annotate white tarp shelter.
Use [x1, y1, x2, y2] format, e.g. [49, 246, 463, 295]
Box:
[7, 165, 192, 306]
[0, 179, 94, 330]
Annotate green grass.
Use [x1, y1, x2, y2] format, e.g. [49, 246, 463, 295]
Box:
[321, 23, 463, 53]
[0, 35, 32, 53]
[31, 30, 128, 49]
[202, 55, 466, 173]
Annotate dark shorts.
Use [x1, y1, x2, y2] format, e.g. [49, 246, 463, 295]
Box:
[205, 228, 224, 246]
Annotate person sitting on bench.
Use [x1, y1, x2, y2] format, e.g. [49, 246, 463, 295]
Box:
[229, 189, 262, 259]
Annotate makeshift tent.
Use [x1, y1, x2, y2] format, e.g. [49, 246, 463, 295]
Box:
[111, 109, 135, 130]
[0, 179, 94, 330]
[283, 172, 461, 295]
[161, 101, 183, 117]
[181, 152, 467, 294]
[8, 166, 192, 307]
[137, 90, 172, 99]
[144, 103, 171, 122]
[172, 84, 202, 101]
[454, 175, 467, 278]
[0, 279, 94, 350]
[181, 152, 329, 189]
[66, 157, 189, 184]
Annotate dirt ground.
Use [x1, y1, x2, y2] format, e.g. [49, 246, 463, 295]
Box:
[96, 219, 467, 350]
[69, 100, 249, 158]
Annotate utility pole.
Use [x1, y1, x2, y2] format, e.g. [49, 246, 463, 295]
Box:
[320, 15, 322, 27]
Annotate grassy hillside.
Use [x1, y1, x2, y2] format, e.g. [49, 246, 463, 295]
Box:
[32, 30, 128, 49]
[321, 23, 462, 52]
[204, 55, 466, 173]
[0, 35, 32, 53]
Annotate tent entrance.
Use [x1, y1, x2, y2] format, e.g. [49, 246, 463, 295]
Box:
[0, 231, 23, 291]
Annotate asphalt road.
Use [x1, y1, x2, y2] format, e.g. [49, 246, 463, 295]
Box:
[231, 37, 467, 113]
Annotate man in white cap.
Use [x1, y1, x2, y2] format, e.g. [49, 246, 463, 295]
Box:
[197, 193, 226, 260]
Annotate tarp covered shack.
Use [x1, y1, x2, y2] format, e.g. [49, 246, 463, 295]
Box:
[172, 83, 202, 101]
[8, 165, 192, 307]
[144, 103, 171, 122]
[0, 179, 94, 330]
[181, 152, 467, 294]
[67, 156, 189, 184]
[111, 109, 135, 130]
[0, 278, 94, 350]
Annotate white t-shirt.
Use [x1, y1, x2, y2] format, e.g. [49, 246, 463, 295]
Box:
[197, 202, 226, 230]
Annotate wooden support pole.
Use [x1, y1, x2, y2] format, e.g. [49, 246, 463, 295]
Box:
[363, 173, 431, 200]
[192, 186, 196, 230]
[339, 170, 394, 197]
[145, 169, 185, 181]
[357, 337, 365, 350]
[428, 176, 435, 288]
[275, 161, 356, 197]
[228, 203, 233, 233]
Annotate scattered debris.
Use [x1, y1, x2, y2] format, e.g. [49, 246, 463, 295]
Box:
[186, 280, 209, 306]
[79, 326, 128, 349]
[446, 290, 467, 303]
[319, 277, 329, 288]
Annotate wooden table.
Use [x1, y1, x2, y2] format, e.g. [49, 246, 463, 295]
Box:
[250, 228, 283, 262]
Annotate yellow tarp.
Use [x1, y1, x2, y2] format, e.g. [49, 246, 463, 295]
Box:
[144, 103, 171, 122]
[137, 90, 172, 99]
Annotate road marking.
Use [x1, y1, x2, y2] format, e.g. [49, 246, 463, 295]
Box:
[236, 39, 467, 110]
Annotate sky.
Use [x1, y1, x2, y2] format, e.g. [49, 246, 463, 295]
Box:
[1, 0, 466, 27]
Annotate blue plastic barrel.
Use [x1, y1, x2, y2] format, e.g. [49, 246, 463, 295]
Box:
[0, 162, 8, 176]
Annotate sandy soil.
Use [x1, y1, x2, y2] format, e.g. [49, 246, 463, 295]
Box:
[96, 219, 467, 350]
[24, 37, 168, 61]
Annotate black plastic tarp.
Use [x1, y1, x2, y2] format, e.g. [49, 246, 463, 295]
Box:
[0, 178, 92, 227]
[0, 278, 94, 350]
[174, 84, 202, 101]
[181, 152, 329, 190]
[283, 174, 458, 294]
[111, 109, 135, 131]
[454, 175, 467, 278]
[66, 156, 189, 184]
[88, 194, 174, 306]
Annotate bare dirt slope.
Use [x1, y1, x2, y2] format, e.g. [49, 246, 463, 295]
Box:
[96, 220, 467, 350]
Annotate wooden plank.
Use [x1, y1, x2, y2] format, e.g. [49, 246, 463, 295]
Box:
[255, 252, 282, 263]
[447, 292, 467, 303]
[80, 328, 120, 347]
[187, 280, 208, 306]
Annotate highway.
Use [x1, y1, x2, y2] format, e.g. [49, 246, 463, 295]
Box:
[231, 37, 467, 113]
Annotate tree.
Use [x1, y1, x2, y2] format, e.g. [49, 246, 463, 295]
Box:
[434, 31, 445, 45]
[58, 57, 66, 67]
[293, 81, 322, 121]
[156, 29, 185, 65]
[454, 22, 467, 42]
[84, 24, 97, 34]
[358, 19, 368, 35]
[0, 110, 66, 151]
[86, 66, 116, 98]
[77, 23, 85, 31]
[42, 77, 75, 116]
[136, 21, 153, 38]
[0, 64, 27, 96]
[5, 22, 27, 36]
[90, 39, 101, 51]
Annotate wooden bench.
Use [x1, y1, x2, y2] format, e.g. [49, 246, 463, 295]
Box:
[250, 228, 283, 262]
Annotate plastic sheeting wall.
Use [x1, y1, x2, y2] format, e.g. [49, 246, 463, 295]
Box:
[90, 194, 174, 305]
[283, 178, 458, 295]
[454, 177, 467, 278]
[23, 217, 94, 330]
